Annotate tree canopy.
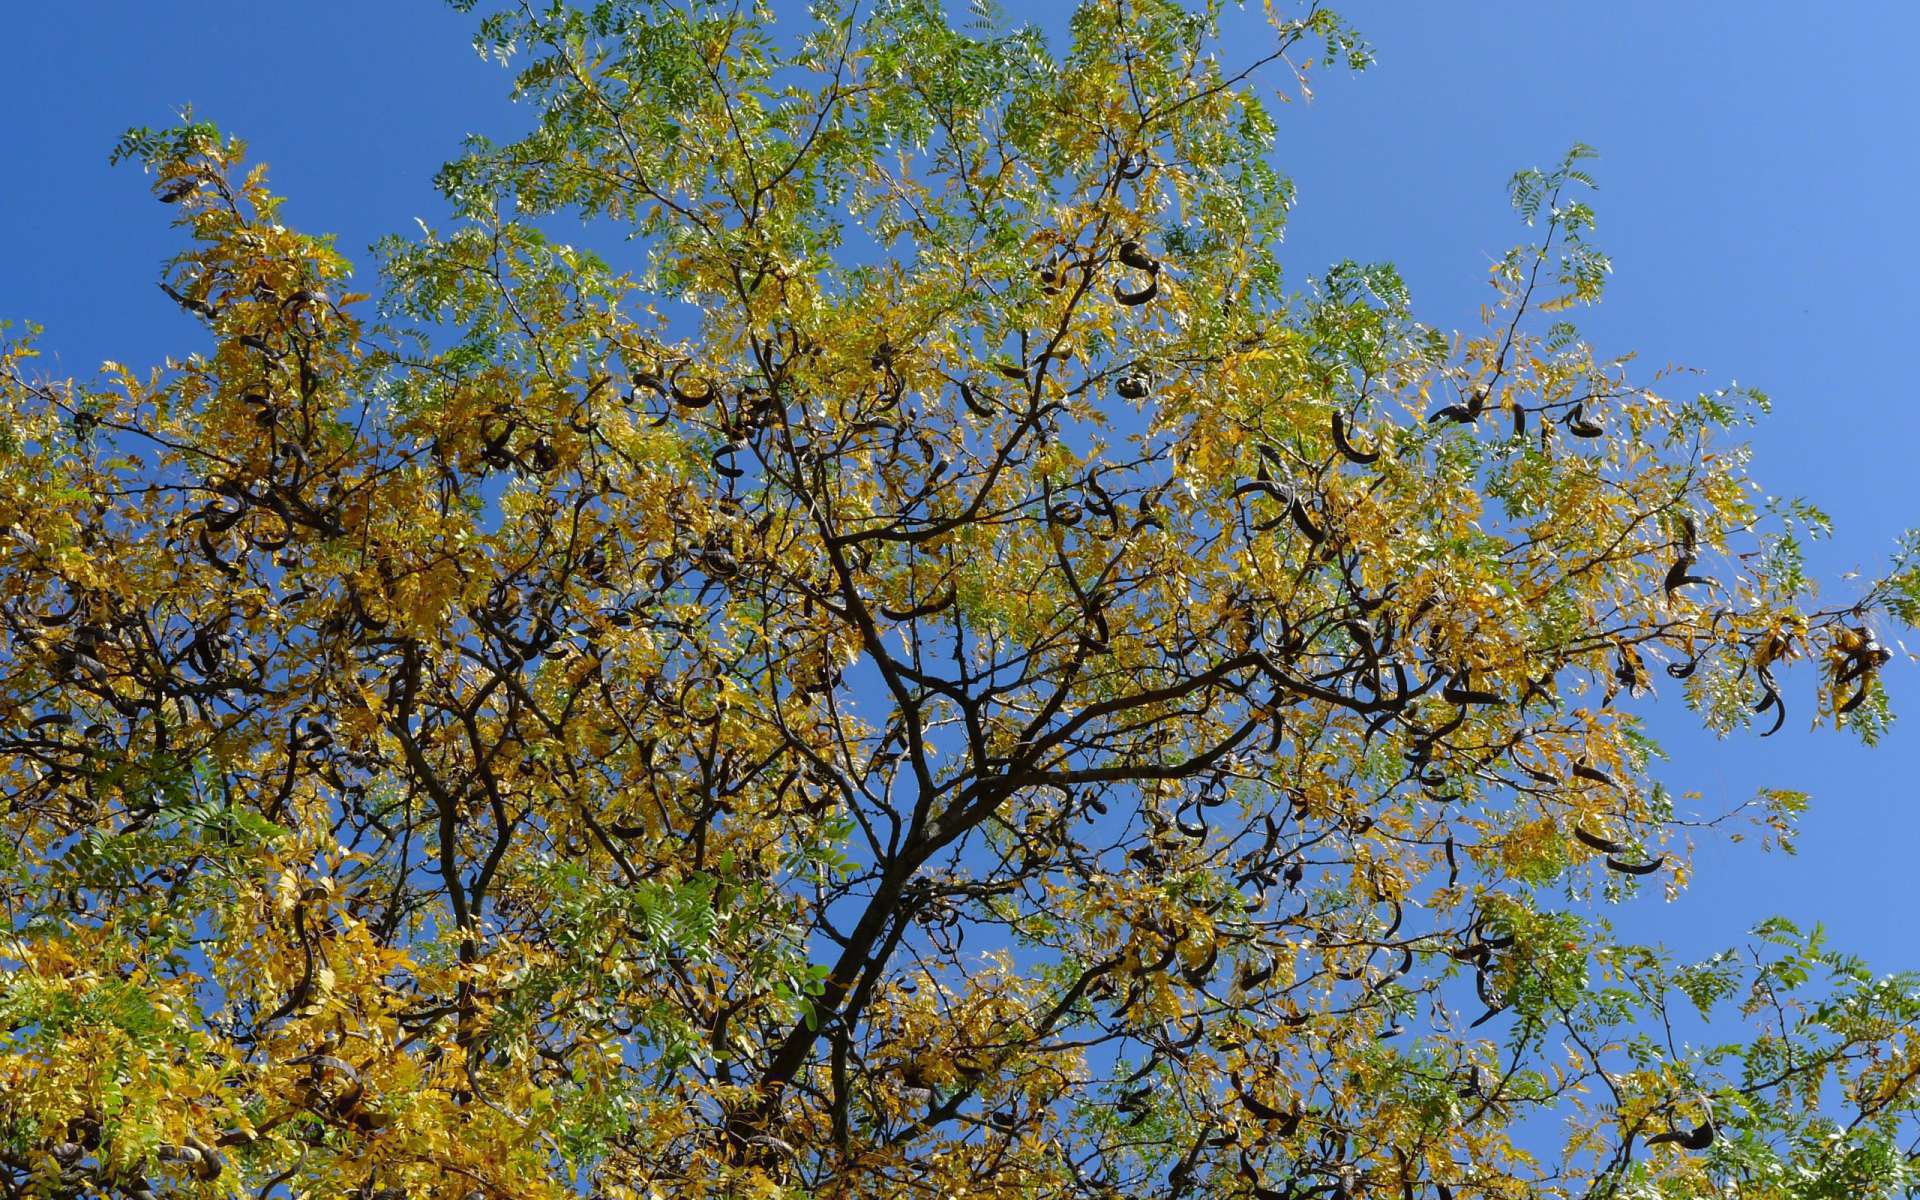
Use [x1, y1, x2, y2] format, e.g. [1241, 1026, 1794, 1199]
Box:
[4, 2, 1919, 1198]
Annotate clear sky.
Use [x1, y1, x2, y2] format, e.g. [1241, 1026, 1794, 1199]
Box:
[3, 2, 1914, 971]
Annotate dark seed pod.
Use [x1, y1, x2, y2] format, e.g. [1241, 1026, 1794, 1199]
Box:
[1605, 854, 1664, 876]
[1754, 682, 1786, 737]
[712, 441, 746, 480]
[1117, 239, 1158, 272]
[1113, 275, 1159, 306]
[1645, 1122, 1715, 1151]
[1036, 257, 1067, 294]
[878, 581, 959, 622]
[1565, 405, 1605, 438]
[670, 367, 715, 409]
[1571, 762, 1618, 788]
[1330, 411, 1380, 465]
[1428, 389, 1486, 425]
[1442, 670, 1503, 707]
[959, 380, 996, 418]
[1288, 498, 1325, 544]
[1664, 555, 1711, 596]
[1573, 825, 1625, 854]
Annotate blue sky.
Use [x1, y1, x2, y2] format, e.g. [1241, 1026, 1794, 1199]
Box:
[3, 2, 1914, 972]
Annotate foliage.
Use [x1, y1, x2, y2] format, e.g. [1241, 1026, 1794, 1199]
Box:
[2, 2, 1916, 1198]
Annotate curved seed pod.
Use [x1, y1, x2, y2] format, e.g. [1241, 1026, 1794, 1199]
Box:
[1380, 901, 1404, 940]
[1181, 941, 1219, 986]
[630, 363, 666, 394]
[1606, 854, 1664, 876]
[992, 360, 1028, 381]
[1468, 1002, 1505, 1029]
[1573, 826, 1625, 854]
[1376, 947, 1415, 987]
[1048, 500, 1083, 527]
[1239, 1150, 1293, 1200]
[1117, 152, 1148, 180]
[1341, 618, 1383, 684]
[1754, 681, 1786, 737]
[798, 665, 842, 695]
[1644, 1122, 1715, 1151]
[1565, 405, 1605, 438]
[240, 391, 273, 421]
[1144, 936, 1179, 974]
[187, 629, 221, 675]
[1289, 498, 1325, 544]
[169, 1137, 224, 1181]
[160, 281, 213, 318]
[1082, 606, 1112, 652]
[1133, 484, 1172, 526]
[699, 545, 740, 581]
[1442, 671, 1503, 707]
[522, 437, 558, 473]
[1083, 475, 1120, 528]
[1330, 411, 1380, 465]
[712, 442, 746, 480]
[247, 513, 292, 551]
[1233, 477, 1290, 502]
[1831, 630, 1892, 715]
[1113, 275, 1159, 306]
[1238, 955, 1275, 989]
[1116, 374, 1150, 400]
[1571, 762, 1618, 788]
[198, 527, 240, 578]
[1614, 645, 1648, 693]
[1172, 1017, 1206, 1053]
[1428, 389, 1486, 425]
[1664, 555, 1711, 596]
[300, 1054, 363, 1094]
[1036, 257, 1067, 294]
[203, 493, 247, 533]
[878, 581, 959, 622]
[1231, 1073, 1296, 1126]
[670, 368, 715, 409]
[1117, 239, 1158, 272]
[33, 595, 81, 626]
[959, 380, 996, 418]
[480, 429, 518, 464]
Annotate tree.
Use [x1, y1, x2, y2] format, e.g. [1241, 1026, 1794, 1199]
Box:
[2, 2, 1918, 1197]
